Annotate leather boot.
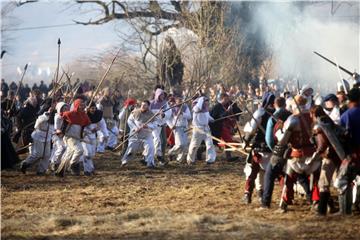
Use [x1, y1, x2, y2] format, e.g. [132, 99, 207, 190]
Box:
[318, 192, 329, 216]
[196, 144, 205, 160]
[339, 187, 353, 215]
[243, 192, 252, 204]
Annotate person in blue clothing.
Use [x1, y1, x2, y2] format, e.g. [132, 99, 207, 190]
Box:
[242, 92, 275, 204]
[336, 87, 360, 214]
[261, 97, 292, 209]
[265, 97, 292, 151]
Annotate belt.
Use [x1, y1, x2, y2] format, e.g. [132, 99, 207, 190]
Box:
[291, 147, 315, 158]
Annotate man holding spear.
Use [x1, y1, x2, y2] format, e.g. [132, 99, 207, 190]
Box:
[20, 102, 55, 175]
[209, 93, 242, 162]
[186, 95, 216, 165]
[149, 87, 171, 165]
[121, 100, 156, 168]
[166, 94, 191, 163]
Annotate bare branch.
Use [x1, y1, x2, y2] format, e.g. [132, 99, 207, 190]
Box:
[16, 0, 38, 6]
[74, 0, 181, 26]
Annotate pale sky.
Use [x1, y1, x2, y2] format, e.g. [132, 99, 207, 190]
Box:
[1, 1, 128, 84]
[1, 1, 359, 90]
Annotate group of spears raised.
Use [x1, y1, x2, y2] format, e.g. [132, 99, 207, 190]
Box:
[1, 46, 360, 216]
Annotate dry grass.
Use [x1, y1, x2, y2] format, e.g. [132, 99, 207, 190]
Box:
[2, 150, 360, 240]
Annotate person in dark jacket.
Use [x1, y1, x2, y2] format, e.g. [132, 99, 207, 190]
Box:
[243, 92, 275, 204]
[13, 95, 39, 149]
[260, 97, 292, 209]
[1, 78, 9, 97]
[39, 80, 48, 95]
[1, 110, 20, 169]
[1, 90, 18, 118]
[209, 93, 241, 161]
[336, 87, 360, 214]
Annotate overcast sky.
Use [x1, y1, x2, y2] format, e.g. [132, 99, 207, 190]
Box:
[1, 1, 126, 84]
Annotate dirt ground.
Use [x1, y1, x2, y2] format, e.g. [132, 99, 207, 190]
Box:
[2, 149, 360, 240]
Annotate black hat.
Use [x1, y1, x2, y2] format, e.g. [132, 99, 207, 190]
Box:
[347, 88, 360, 102]
[323, 94, 338, 103]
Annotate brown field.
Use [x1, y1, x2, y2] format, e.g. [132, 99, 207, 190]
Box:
[2, 149, 360, 240]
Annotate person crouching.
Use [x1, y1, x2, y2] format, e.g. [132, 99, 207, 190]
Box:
[20, 102, 55, 175]
[121, 100, 156, 168]
[82, 102, 107, 176]
[56, 99, 91, 177]
[49, 102, 69, 171]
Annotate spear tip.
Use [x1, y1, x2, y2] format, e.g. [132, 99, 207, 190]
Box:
[58, 38, 61, 45]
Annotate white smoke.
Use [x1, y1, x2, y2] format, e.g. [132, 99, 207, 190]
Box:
[253, 2, 360, 94]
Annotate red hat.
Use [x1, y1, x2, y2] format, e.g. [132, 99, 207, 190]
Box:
[124, 98, 137, 107]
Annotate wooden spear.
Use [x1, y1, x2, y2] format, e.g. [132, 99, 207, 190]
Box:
[87, 48, 122, 108]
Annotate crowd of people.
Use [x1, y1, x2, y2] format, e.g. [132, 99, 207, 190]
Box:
[1, 75, 360, 216]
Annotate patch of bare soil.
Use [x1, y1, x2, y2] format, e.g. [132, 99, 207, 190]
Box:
[2, 150, 360, 239]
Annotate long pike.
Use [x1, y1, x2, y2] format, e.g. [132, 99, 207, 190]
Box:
[313, 51, 357, 77]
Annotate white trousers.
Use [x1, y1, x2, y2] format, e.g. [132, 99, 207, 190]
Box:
[107, 126, 119, 148]
[168, 127, 188, 162]
[62, 136, 84, 166]
[96, 130, 106, 153]
[24, 140, 51, 173]
[152, 126, 163, 157]
[353, 176, 360, 205]
[50, 136, 66, 165]
[187, 127, 216, 164]
[122, 135, 155, 167]
[243, 152, 271, 191]
[82, 139, 96, 173]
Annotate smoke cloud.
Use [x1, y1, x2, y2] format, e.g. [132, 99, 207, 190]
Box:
[252, 1, 359, 94]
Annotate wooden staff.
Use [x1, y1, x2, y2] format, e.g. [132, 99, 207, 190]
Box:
[62, 67, 75, 93]
[185, 110, 246, 134]
[166, 80, 207, 142]
[113, 90, 201, 152]
[212, 111, 246, 123]
[42, 38, 61, 161]
[87, 48, 122, 108]
[16, 143, 32, 153]
[193, 127, 248, 156]
[8, 63, 29, 113]
[235, 121, 244, 143]
[119, 90, 131, 152]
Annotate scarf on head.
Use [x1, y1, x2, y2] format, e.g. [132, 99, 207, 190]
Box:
[192, 96, 209, 113]
[56, 102, 68, 113]
[261, 92, 275, 109]
[124, 98, 137, 108]
[150, 88, 166, 110]
[61, 99, 91, 126]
